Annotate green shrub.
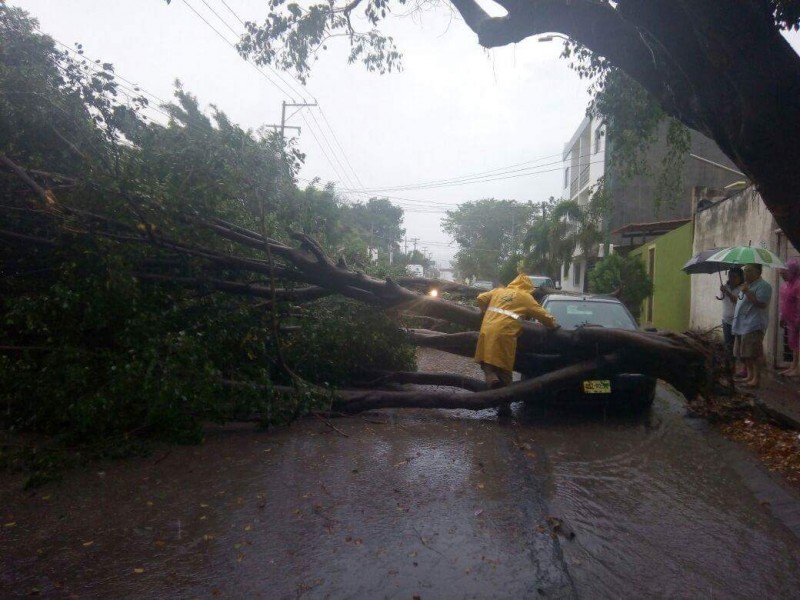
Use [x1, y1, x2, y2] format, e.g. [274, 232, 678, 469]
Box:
[283, 297, 416, 386]
[588, 253, 653, 319]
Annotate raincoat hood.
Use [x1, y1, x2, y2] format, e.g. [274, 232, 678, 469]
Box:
[506, 274, 534, 293]
[473, 274, 556, 372]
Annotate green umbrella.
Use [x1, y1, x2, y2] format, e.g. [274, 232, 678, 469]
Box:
[705, 246, 786, 268]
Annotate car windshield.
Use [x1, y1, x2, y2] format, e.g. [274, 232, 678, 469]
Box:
[530, 277, 554, 288]
[544, 299, 638, 330]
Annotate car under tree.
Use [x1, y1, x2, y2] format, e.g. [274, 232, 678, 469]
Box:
[522, 294, 657, 411]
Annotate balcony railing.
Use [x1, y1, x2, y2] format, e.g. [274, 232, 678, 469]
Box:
[579, 165, 590, 188]
[569, 165, 592, 197]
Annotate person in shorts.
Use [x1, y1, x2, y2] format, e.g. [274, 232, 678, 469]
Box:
[719, 267, 744, 374]
[732, 263, 772, 388]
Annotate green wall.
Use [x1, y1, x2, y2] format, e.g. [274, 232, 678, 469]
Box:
[629, 222, 693, 332]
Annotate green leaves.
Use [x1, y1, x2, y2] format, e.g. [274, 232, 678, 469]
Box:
[0, 8, 414, 479]
[237, 0, 402, 83]
[442, 199, 537, 281]
[588, 253, 653, 320]
[523, 196, 603, 279]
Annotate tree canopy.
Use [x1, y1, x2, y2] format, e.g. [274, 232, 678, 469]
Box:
[345, 196, 405, 251]
[523, 196, 603, 279]
[441, 199, 534, 281]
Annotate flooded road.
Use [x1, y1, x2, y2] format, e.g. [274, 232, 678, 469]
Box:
[521, 399, 800, 598]
[2, 348, 800, 598]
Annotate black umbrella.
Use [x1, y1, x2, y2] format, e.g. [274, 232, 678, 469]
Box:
[682, 247, 737, 300]
[682, 248, 734, 274]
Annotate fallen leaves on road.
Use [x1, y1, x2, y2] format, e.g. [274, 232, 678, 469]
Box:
[721, 418, 800, 487]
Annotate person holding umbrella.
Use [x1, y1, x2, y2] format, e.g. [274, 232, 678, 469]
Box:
[719, 267, 744, 372]
[685, 245, 785, 386]
[732, 263, 773, 388]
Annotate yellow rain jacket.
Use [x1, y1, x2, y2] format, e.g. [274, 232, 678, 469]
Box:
[474, 274, 557, 372]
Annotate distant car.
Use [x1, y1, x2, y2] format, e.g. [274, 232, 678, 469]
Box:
[406, 264, 424, 277]
[528, 275, 557, 289]
[524, 294, 656, 410]
[472, 280, 494, 290]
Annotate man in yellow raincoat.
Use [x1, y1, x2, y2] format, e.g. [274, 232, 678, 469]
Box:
[474, 275, 558, 410]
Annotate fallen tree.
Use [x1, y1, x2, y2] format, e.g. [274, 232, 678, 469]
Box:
[2, 155, 709, 413]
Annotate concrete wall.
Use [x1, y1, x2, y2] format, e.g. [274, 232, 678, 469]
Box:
[607, 122, 739, 245]
[689, 188, 784, 366]
[630, 222, 693, 331]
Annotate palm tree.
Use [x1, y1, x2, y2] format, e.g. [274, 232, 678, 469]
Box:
[523, 197, 603, 280]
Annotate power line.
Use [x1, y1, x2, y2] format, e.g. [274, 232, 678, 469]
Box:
[185, 0, 369, 197]
[203, 0, 310, 102]
[299, 112, 356, 196]
[33, 23, 374, 214]
[46, 35, 171, 107]
[44, 34, 244, 149]
[180, 0, 297, 100]
[304, 108, 360, 192]
[296, 176, 555, 211]
[340, 150, 605, 192]
[48, 43, 178, 128]
[199, 0, 240, 37]
[219, 0, 247, 27]
[342, 158, 606, 194]
[317, 106, 366, 191]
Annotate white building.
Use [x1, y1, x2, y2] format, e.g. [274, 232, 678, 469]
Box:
[438, 267, 455, 282]
[559, 116, 606, 292]
[556, 112, 737, 293]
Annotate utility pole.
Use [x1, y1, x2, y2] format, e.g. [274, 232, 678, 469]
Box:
[280, 100, 317, 142]
[410, 237, 419, 254]
[264, 124, 301, 136]
[369, 223, 374, 256]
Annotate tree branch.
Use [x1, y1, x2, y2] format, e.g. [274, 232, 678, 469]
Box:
[331, 353, 621, 412]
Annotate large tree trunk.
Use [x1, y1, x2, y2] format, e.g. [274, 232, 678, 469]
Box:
[449, 0, 800, 252]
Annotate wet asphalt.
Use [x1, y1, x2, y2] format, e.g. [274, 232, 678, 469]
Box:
[2, 348, 800, 599]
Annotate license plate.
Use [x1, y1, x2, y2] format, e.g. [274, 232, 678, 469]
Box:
[583, 380, 611, 394]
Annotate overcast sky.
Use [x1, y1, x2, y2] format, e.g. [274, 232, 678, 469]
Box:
[11, 1, 800, 267]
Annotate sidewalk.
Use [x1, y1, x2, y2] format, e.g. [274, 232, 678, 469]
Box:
[749, 370, 800, 429]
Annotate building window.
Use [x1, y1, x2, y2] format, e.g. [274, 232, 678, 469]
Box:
[594, 127, 602, 154]
[564, 167, 570, 189]
[573, 261, 582, 287]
